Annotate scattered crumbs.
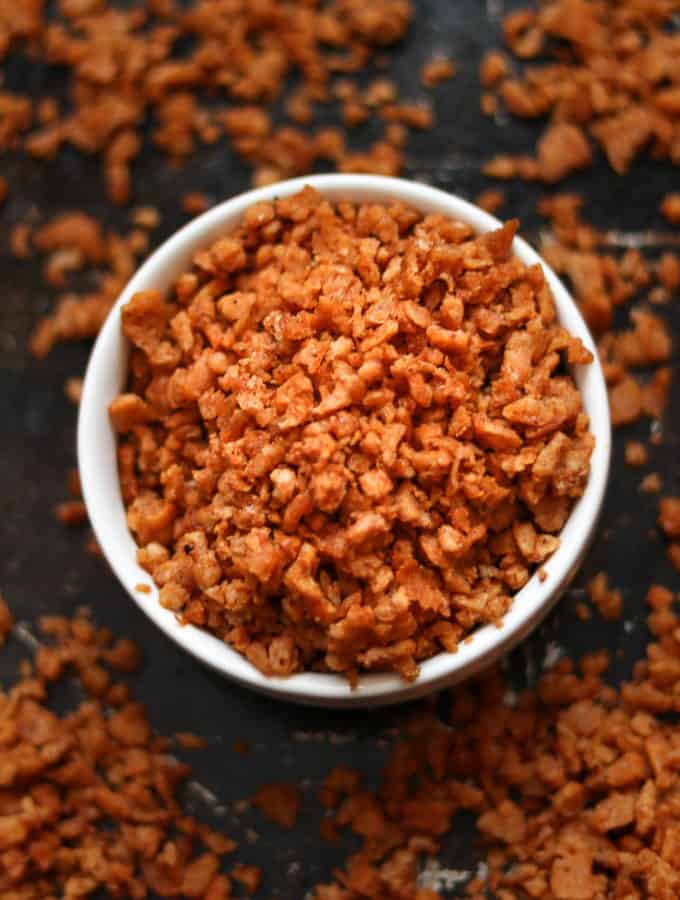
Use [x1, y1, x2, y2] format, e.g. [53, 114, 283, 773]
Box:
[660, 193, 680, 226]
[182, 192, 211, 216]
[176, 731, 207, 750]
[233, 738, 250, 755]
[624, 440, 648, 467]
[54, 500, 88, 526]
[640, 473, 662, 494]
[245, 828, 259, 844]
[135, 583, 151, 594]
[420, 56, 456, 88]
[587, 572, 623, 621]
[575, 602, 592, 622]
[475, 189, 505, 215]
[538, 567, 548, 583]
[64, 376, 83, 405]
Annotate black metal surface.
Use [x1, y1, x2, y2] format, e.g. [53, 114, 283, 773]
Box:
[1, 2, 678, 896]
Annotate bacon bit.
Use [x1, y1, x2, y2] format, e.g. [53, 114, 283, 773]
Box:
[182, 192, 211, 216]
[253, 783, 301, 829]
[660, 194, 680, 226]
[176, 732, 208, 750]
[54, 500, 88, 526]
[420, 56, 456, 87]
[587, 572, 622, 621]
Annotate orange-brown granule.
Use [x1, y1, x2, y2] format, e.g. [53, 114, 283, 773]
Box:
[112, 187, 593, 681]
[0, 607, 245, 899]
[312, 584, 680, 900]
[27, 211, 151, 359]
[481, 0, 680, 183]
[537, 194, 674, 428]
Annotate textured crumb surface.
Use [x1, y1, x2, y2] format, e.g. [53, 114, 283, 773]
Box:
[113, 188, 593, 681]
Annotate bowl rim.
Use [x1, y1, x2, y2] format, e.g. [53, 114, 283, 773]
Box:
[78, 173, 611, 707]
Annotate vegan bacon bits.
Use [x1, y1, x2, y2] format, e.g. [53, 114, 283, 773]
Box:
[481, 0, 680, 183]
[111, 187, 594, 682]
[0, 0, 423, 205]
[0, 604, 244, 900]
[313, 584, 680, 900]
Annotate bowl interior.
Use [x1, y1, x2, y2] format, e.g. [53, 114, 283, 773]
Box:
[78, 174, 611, 708]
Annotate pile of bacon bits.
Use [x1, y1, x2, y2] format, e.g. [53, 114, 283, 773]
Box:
[111, 186, 593, 681]
[24, 209, 158, 359]
[0, 596, 252, 900]
[0, 0, 455, 206]
[536, 194, 675, 430]
[480, 0, 680, 183]
[312, 583, 680, 900]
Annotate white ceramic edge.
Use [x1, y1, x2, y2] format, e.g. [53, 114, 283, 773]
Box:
[78, 174, 611, 709]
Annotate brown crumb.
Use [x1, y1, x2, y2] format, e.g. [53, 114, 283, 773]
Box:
[475, 189, 505, 215]
[625, 441, 648, 468]
[640, 473, 662, 495]
[253, 783, 301, 829]
[54, 499, 88, 526]
[0, 595, 13, 645]
[587, 572, 622, 621]
[135, 583, 151, 594]
[64, 376, 83, 405]
[660, 194, 680, 226]
[176, 732, 208, 750]
[668, 544, 680, 574]
[131, 206, 161, 230]
[231, 864, 262, 894]
[420, 56, 456, 88]
[575, 601, 591, 622]
[0, 175, 7, 205]
[182, 193, 211, 216]
[658, 498, 680, 540]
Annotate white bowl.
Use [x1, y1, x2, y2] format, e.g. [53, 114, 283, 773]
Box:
[78, 174, 611, 708]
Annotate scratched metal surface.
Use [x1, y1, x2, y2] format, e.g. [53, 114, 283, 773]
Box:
[0, 1, 679, 895]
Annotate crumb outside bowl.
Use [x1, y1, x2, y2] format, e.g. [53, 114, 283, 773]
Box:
[77, 174, 611, 708]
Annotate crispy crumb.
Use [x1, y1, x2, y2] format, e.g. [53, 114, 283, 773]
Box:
[54, 499, 88, 526]
[625, 441, 648, 468]
[176, 732, 208, 750]
[253, 783, 301, 829]
[475, 189, 505, 215]
[182, 192, 211, 216]
[231, 864, 262, 894]
[587, 572, 622, 621]
[575, 601, 591, 621]
[660, 194, 680, 226]
[421, 56, 456, 88]
[640, 473, 662, 494]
